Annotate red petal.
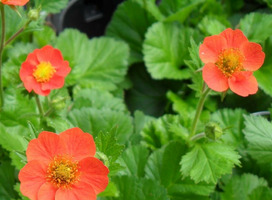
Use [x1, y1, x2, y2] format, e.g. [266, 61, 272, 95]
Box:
[36, 45, 55, 63]
[1, 0, 29, 6]
[56, 61, 71, 77]
[199, 35, 227, 63]
[38, 183, 58, 200]
[21, 76, 36, 93]
[18, 160, 47, 200]
[55, 181, 96, 200]
[220, 28, 248, 49]
[59, 128, 96, 160]
[41, 75, 65, 91]
[241, 42, 265, 71]
[228, 71, 258, 97]
[26, 131, 66, 163]
[79, 157, 109, 194]
[32, 83, 51, 96]
[202, 63, 229, 92]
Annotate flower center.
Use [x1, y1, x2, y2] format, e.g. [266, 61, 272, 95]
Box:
[215, 48, 244, 77]
[33, 62, 56, 83]
[46, 155, 80, 189]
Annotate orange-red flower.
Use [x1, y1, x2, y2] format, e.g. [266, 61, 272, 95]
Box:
[199, 28, 265, 97]
[19, 128, 109, 200]
[1, 0, 29, 6]
[20, 45, 71, 96]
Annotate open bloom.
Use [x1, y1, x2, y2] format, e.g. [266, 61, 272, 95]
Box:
[199, 28, 265, 97]
[20, 45, 71, 96]
[19, 128, 109, 200]
[1, 0, 29, 6]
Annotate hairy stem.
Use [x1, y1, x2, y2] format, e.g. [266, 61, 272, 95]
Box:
[0, 5, 5, 111]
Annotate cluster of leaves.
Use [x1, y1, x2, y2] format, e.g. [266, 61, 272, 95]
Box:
[1, 0, 272, 199]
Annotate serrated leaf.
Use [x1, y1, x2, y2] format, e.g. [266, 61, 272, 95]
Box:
[109, 176, 170, 200]
[198, 16, 229, 35]
[68, 108, 133, 144]
[56, 29, 129, 91]
[243, 115, 272, 164]
[117, 145, 149, 177]
[220, 174, 268, 200]
[240, 12, 272, 43]
[33, 0, 69, 14]
[73, 88, 126, 112]
[0, 162, 18, 200]
[163, 0, 204, 24]
[247, 186, 272, 200]
[141, 115, 189, 150]
[181, 142, 241, 184]
[143, 22, 201, 80]
[106, 1, 156, 64]
[211, 109, 246, 147]
[95, 129, 124, 169]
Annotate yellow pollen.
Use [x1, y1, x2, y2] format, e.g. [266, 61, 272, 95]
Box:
[215, 48, 244, 77]
[33, 62, 56, 83]
[46, 155, 80, 189]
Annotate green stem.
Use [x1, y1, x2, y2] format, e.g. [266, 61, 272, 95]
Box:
[0, 5, 5, 111]
[4, 20, 30, 46]
[35, 94, 44, 118]
[189, 87, 211, 138]
[190, 132, 205, 141]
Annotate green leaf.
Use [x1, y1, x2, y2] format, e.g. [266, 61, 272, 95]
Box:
[198, 16, 229, 35]
[180, 142, 241, 184]
[220, 174, 268, 200]
[73, 88, 126, 112]
[106, 1, 156, 64]
[0, 124, 29, 169]
[163, 0, 204, 24]
[247, 186, 272, 200]
[117, 145, 149, 177]
[33, 26, 56, 47]
[211, 109, 246, 147]
[143, 22, 201, 80]
[95, 129, 124, 175]
[56, 29, 129, 91]
[141, 115, 189, 150]
[3, 43, 37, 87]
[68, 108, 133, 144]
[33, 0, 69, 14]
[0, 162, 18, 200]
[240, 12, 272, 43]
[110, 176, 169, 200]
[243, 115, 272, 164]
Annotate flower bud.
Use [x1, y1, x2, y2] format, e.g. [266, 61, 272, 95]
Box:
[205, 122, 223, 140]
[28, 9, 39, 21]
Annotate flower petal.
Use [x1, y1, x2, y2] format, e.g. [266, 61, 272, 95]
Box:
[228, 71, 258, 97]
[219, 28, 248, 49]
[59, 128, 96, 160]
[1, 0, 29, 6]
[55, 61, 71, 77]
[38, 182, 58, 200]
[41, 75, 65, 91]
[21, 76, 36, 93]
[36, 45, 55, 63]
[55, 181, 96, 200]
[19, 160, 47, 200]
[79, 157, 109, 194]
[202, 63, 229, 92]
[26, 131, 66, 163]
[199, 35, 227, 63]
[241, 42, 265, 71]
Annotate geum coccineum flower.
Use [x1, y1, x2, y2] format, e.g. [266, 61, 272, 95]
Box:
[20, 45, 71, 96]
[1, 0, 29, 6]
[19, 128, 109, 200]
[199, 28, 265, 97]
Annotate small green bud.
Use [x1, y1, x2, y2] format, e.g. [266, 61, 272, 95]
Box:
[205, 122, 223, 140]
[28, 9, 39, 21]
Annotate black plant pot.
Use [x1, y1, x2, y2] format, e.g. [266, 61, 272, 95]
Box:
[50, 0, 123, 38]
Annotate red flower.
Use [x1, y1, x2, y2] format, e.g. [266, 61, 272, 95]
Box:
[20, 45, 71, 96]
[199, 28, 265, 97]
[19, 128, 109, 200]
[1, 0, 29, 6]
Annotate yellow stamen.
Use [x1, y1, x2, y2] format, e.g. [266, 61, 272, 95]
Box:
[33, 62, 56, 83]
[216, 48, 244, 77]
[46, 155, 80, 189]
